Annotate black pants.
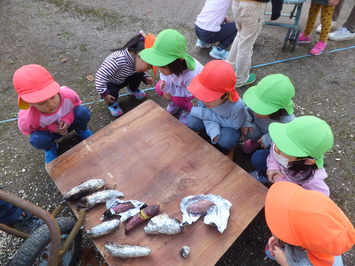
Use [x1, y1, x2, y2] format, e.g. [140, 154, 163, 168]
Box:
[106, 72, 145, 99]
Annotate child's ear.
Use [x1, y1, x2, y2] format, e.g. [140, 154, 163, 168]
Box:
[304, 158, 316, 165]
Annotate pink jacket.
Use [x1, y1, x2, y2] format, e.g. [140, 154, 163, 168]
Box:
[267, 144, 330, 196]
[18, 87, 82, 135]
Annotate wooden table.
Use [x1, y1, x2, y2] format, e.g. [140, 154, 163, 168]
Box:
[46, 100, 268, 265]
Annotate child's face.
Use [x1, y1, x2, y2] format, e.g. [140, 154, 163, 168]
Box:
[30, 93, 61, 113]
[135, 54, 151, 72]
[203, 94, 229, 108]
[158, 66, 172, 76]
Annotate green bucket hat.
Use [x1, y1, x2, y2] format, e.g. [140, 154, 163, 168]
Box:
[243, 74, 295, 115]
[269, 116, 334, 168]
[139, 29, 196, 70]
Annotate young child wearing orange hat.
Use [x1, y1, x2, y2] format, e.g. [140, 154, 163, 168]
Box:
[186, 60, 246, 154]
[265, 181, 354, 265]
[13, 64, 93, 164]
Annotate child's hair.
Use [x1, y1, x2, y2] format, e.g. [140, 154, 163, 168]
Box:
[284, 157, 317, 183]
[165, 59, 188, 76]
[111, 33, 145, 53]
[281, 241, 306, 264]
[268, 108, 289, 120]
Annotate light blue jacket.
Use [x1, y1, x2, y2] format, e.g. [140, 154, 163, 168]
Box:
[190, 99, 246, 143]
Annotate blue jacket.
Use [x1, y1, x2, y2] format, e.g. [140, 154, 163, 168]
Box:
[312, 0, 329, 4]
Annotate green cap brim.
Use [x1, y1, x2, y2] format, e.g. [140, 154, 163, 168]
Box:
[139, 48, 177, 67]
[269, 122, 308, 158]
[243, 86, 278, 115]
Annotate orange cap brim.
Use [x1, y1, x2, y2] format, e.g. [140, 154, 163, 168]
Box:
[187, 74, 224, 102]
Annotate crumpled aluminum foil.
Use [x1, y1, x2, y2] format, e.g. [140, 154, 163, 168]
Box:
[180, 194, 232, 233]
[105, 199, 146, 222]
[144, 213, 183, 235]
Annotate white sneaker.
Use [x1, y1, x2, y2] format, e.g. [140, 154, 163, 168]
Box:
[195, 39, 211, 48]
[328, 27, 355, 41]
[316, 21, 336, 34]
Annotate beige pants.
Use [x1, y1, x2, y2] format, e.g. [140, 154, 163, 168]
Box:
[227, 1, 267, 84]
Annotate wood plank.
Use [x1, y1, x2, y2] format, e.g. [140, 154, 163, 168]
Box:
[46, 100, 268, 266]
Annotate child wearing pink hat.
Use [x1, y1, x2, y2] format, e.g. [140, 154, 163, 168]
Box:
[186, 60, 246, 155]
[13, 64, 93, 164]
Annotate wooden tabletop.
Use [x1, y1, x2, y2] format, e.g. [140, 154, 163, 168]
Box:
[46, 100, 268, 266]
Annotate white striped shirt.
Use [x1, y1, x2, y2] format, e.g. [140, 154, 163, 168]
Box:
[95, 48, 147, 95]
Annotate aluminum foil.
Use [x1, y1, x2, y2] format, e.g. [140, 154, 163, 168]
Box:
[180, 194, 232, 233]
[105, 243, 151, 258]
[144, 213, 183, 235]
[105, 199, 146, 222]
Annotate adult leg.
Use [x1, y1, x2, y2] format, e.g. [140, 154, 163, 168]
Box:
[234, 1, 266, 84]
[226, 0, 242, 66]
[343, 5, 355, 33]
[217, 127, 241, 150]
[332, 0, 344, 22]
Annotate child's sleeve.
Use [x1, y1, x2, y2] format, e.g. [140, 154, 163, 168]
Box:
[95, 57, 121, 96]
[203, 120, 221, 143]
[17, 110, 39, 135]
[271, 0, 283, 20]
[242, 107, 254, 128]
[159, 72, 172, 92]
[190, 104, 246, 129]
[266, 145, 281, 170]
[60, 88, 82, 125]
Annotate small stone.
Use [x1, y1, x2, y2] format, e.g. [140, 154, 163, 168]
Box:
[60, 57, 68, 63]
[86, 74, 95, 81]
[179, 246, 190, 258]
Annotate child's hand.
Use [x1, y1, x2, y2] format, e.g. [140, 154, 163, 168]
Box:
[213, 135, 219, 143]
[272, 246, 288, 266]
[145, 76, 154, 86]
[267, 170, 284, 183]
[241, 127, 253, 136]
[103, 94, 116, 104]
[268, 236, 280, 255]
[160, 80, 166, 91]
[328, 0, 339, 6]
[57, 121, 69, 135]
[257, 138, 266, 149]
[163, 92, 171, 101]
[224, 16, 231, 23]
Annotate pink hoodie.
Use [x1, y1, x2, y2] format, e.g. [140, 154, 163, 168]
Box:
[18, 86, 82, 135]
[267, 144, 330, 196]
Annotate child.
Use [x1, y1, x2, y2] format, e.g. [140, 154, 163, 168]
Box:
[13, 64, 93, 164]
[252, 116, 333, 197]
[265, 182, 355, 265]
[298, 0, 340, 55]
[0, 199, 42, 234]
[226, 0, 282, 88]
[186, 60, 246, 154]
[139, 29, 204, 123]
[95, 32, 154, 117]
[241, 74, 295, 154]
[195, 0, 237, 60]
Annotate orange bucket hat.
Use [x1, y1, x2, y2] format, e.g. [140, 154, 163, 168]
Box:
[265, 182, 355, 265]
[143, 33, 157, 76]
[13, 64, 60, 110]
[187, 60, 239, 103]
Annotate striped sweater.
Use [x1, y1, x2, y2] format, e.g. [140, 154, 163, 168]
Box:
[95, 48, 149, 95]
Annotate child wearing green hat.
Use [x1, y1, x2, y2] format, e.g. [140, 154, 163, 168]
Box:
[139, 29, 203, 124]
[253, 116, 334, 197]
[241, 74, 296, 153]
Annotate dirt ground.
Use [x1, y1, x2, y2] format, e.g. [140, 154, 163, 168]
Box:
[0, 0, 354, 265]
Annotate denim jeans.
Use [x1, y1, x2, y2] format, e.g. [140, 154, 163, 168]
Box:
[195, 23, 237, 49]
[187, 115, 240, 150]
[105, 72, 145, 100]
[29, 105, 91, 151]
[0, 200, 23, 225]
[251, 148, 270, 176]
